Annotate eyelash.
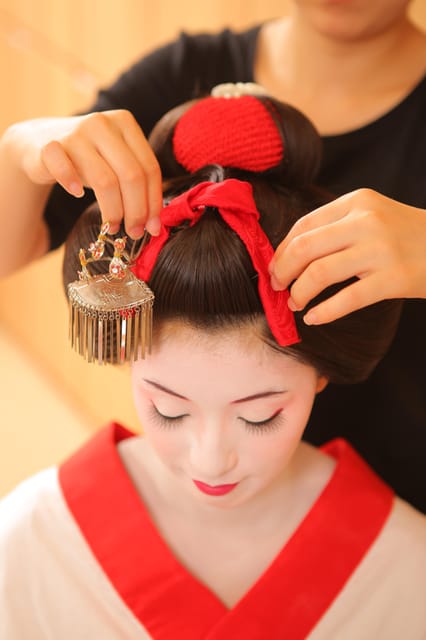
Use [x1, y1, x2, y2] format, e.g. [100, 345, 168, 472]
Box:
[241, 411, 285, 434]
[149, 405, 188, 429]
[149, 405, 284, 434]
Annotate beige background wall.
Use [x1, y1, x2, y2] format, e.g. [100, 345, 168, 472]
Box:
[1, 0, 425, 495]
[0, 0, 293, 495]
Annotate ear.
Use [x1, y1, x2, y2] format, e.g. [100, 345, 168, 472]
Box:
[316, 376, 328, 394]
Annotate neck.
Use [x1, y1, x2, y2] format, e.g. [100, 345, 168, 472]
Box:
[281, 11, 418, 91]
[256, 11, 426, 133]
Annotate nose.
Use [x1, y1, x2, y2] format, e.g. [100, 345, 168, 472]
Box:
[189, 421, 238, 481]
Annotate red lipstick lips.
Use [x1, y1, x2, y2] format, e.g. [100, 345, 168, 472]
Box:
[193, 480, 238, 496]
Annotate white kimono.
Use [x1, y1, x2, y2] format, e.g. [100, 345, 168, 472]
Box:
[0, 423, 425, 639]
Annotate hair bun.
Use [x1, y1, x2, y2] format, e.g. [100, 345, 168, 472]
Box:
[149, 90, 322, 187]
[173, 95, 284, 173]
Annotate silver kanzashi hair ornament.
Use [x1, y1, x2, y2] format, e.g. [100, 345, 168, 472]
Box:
[67, 222, 154, 365]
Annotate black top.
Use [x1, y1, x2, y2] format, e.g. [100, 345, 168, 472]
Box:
[45, 26, 426, 512]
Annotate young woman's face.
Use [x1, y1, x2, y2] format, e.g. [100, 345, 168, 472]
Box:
[132, 324, 326, 509]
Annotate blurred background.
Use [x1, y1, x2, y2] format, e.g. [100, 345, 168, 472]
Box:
[1, 0, 425, 496]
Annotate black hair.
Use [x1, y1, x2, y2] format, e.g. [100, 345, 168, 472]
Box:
[63, 94, 402, 383]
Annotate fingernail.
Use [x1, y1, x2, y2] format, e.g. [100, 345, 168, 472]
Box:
[145, 216, 161, 236]
[108, 223, 120, 235]
[303, 311, 317, 325]
[288, 297, 297, 311]
[70, 182, 84, 197]
[270, 275, 282, 291]
[128, 224, 145, 239]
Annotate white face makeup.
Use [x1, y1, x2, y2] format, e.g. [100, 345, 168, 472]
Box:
[131, 324, 326, 509]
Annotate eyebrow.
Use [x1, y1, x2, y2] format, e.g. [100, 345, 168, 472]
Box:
[143, 379, 188, 399]
[232, 390, 287, 404]
[142, 379, 286, 403]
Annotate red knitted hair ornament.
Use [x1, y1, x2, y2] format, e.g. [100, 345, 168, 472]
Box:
[173, 96, 284, 173]
[133, 179, 299, 347]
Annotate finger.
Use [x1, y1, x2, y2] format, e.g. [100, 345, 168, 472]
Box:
[40, 141, 85, 197]
[81, 113, 150, 238]
[68, 138, 125, 231]
[118, 112, 163, 234]
[272, 191, 354, 263]
[91, 112, 162, 237]
[107, 150, 148, 240]
[301, 275, 388, 325]
[271, 215, 357, 290]
[288, 245, 371, 311]
[278, 188, 387, 258]
[144, 162, 163, 236]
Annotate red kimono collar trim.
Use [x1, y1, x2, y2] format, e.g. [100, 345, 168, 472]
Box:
[59, 423, 393, 639]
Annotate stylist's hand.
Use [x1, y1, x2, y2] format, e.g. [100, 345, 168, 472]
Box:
[17, 110, 162, 237]
[269, 189, 426, 324]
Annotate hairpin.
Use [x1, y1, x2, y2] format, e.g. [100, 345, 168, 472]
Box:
[210, 82, 269, 98]
[67, 222, 154, 365]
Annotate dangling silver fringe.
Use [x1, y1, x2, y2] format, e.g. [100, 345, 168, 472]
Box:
[68, 272, 154, 365]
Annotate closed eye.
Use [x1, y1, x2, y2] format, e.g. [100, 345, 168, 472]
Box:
[150, 404, 189, 428]
[240, 409, 284, 433]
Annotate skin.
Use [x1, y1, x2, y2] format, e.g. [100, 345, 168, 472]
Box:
[270, 190, 426, 323]
[0, 111, 162, 277]
[2, 0, 426, 321]
[130, 323, 329, 515]
[127, 323, 332, 606]
[261, 0, 426, 322]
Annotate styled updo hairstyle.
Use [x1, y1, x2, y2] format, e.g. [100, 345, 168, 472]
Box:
[63, 91, 402, 383]
[149, 95, 321, 188]
[146, 93, 402, 383]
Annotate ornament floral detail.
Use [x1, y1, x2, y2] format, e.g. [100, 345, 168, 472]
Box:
[88, 221, 110, 260]
[109, 238, 128, 279]
[88, 239, 105, 260]
[211, 82, 268, 99]
[77, 222, 133, 281]
[78, 248, 90, 280]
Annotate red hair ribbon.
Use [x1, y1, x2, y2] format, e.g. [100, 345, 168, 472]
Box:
[133, 179, 299, 347]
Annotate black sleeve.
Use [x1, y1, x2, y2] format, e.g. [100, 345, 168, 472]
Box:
[44, 26, 261, 250]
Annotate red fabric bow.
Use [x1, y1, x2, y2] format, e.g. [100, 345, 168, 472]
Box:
[133, 179, 299, 347]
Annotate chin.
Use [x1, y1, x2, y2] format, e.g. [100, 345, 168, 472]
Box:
[302, 3, 407, 42]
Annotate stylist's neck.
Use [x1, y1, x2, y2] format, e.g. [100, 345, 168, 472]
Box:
[286, 10, 417, 85]
[257, 11, 426, 134]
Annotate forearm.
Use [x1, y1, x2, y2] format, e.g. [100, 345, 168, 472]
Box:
[0, 125, 51, 278]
